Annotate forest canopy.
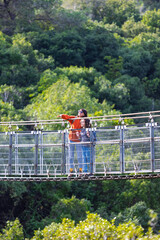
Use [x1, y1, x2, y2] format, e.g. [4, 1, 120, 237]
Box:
[1, 0, 160, 126]
[1, 0, 160, 239]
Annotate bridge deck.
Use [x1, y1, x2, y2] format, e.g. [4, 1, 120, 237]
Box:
[0, 174, 160, 182]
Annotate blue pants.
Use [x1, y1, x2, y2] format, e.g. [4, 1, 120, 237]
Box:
[82, 145, 91, 173]
[69, 141, 82, 171]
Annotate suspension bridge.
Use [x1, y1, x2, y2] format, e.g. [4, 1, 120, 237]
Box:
[1, 110, 160, 181]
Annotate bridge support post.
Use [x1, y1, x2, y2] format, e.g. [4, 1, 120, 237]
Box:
[39, 132, 43, 175]
[62, 130, 66, 175]
[150, 123, 155, 172]
[9, 132, 12, 175]
[120, 126, 125, 173]
[15, 133, 18, 174]
[35, 131, 39, 175]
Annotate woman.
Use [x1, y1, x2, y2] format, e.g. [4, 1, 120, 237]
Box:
[58, 109, 87, 175]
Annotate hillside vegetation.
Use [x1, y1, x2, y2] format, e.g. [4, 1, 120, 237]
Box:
[1, 0, 160, 238]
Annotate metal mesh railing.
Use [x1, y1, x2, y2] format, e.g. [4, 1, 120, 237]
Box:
[0, 122, 160, 178]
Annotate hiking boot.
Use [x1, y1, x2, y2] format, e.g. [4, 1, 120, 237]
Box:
[68, 168, 74, 177]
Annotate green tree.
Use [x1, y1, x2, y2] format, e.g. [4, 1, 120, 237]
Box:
[115, 201, 158, 230]
[142, 0, 160, 11]
[32, 218, 75, 240]
[142, 77, 160, 100]
[128, 32, 160, 54]
[0, 218, 24, 240]
[114, 75, 152, 112]
[49, 9, 88, 31]
[32, 212, 160, 239]
[0, 182, 27, 229]
[83, 25, 120, 73]
[94, 75, 129, 111]
[25, 77, 114, 126]
[63, 0, 140, 26]
[116, 221, 144, 239]
[121, 47, 152, 79]
[50, 196, 92, 224]
[0, 100, 24, 131]
[104, 56, 123, 81]
[50, 30, 86, 67]
[0, 32, 54, 87]
[96, 0, 140, 26]
[142, 9, 160, 32]
[126, 32, 160, 81]
[0, 84, 23, 108]
[38, 70, 58, 92]
[28, 24, 120, 73]
[30, 30, 85, 67]
[0, 0, 62, 35]
[38, 66, 102, 93]
[17, 181, 72, 238]
[122, 18, 149, 38]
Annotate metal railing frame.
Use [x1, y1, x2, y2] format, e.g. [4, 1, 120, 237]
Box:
[0, 122, 160, 178]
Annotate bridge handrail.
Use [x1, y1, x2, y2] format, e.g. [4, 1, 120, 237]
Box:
[0, 110, 160, 127]
[0, 121, 160, 180]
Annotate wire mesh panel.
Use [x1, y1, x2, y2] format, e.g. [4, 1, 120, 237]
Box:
[40, 131, 63, 145]
[12, 147, 35, 176]
[153, 126, 160, 171]
[94, 128, 120, 174]
[124, 126, 150, 140]
[96, 128, 120, 142]
[0, 132, 10, 145]
[38, 147, 62, 176]
[0, 124, 160, 178]
[38, 131, 63, 176]
[124, 142, 151, 173]
[124, 127, 151, 173]
[95, 143, 120, 174]
[12, 132, 35, 176]
[0, 133, 10, 175]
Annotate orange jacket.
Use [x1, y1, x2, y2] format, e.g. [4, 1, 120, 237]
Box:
[61, 114, 81, 142]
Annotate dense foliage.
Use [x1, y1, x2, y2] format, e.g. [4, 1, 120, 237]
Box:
[1, 213, 160, 240]
[1, 0, 160, 238]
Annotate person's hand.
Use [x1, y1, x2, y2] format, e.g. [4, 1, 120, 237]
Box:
[76, 132, 80, 137]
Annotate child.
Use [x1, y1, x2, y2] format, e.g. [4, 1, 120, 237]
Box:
[79, 118, 92, 174]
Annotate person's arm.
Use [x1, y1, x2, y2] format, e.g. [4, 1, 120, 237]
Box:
[58, 114, 75, 120]
[57, 114, 76, 124]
